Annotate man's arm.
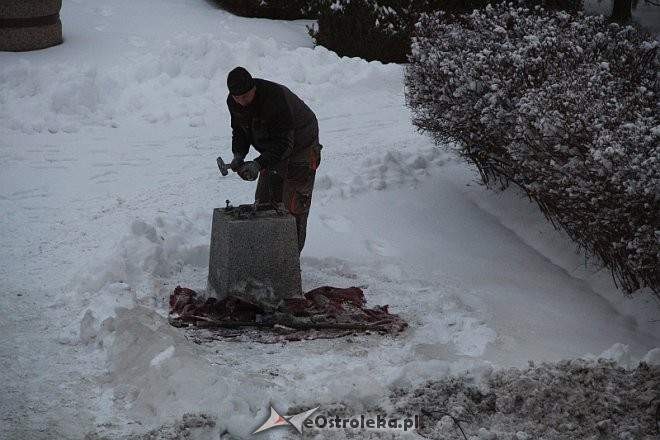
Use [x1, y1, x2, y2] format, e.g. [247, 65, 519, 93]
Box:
[254, 129, 294, 169]
[231, 115, 250, 160]
[228, 94, 250, 160]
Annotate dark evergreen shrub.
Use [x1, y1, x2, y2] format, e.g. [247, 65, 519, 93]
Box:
[406, 4, 659, 294]
[309, 1, 486, 63]
[214, 0, 317, 20]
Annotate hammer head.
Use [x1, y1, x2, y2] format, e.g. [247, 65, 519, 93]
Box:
[216, 156, 229, 176]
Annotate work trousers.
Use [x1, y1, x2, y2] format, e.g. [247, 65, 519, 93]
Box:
[254, 143, 321, 251]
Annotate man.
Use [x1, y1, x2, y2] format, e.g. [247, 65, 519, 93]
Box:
[226, 66, 322, 251]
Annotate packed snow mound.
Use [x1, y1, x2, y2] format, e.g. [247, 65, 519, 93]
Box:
[0, 33, 399, 134]
[71, 212, 210, 320]
[97, 306, 277, 438]
[92, 413, 218, 440]
[315, 147, 454, 201]
[393, 358, 660, 440]
[642, 348, 660, 366]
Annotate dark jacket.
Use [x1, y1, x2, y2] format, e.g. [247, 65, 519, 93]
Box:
[228, 78, 319, 169]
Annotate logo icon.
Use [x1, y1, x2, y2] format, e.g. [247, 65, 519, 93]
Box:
[253, 406, 319, 434]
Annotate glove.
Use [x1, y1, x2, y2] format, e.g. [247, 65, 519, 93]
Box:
[237, 160, 261, 181]
[229, 155, 245, 172]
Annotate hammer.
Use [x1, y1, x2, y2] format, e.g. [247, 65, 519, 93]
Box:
[216, 156, 233, 176]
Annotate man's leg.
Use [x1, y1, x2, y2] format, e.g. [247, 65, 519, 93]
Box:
[283, 164, 316, 251]
[254, 169, 283, 205]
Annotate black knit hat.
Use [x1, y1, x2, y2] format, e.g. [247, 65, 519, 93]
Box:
[227, 66, 255, 96]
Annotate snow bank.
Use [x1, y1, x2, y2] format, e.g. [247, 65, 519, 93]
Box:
[69, 211, 210, 334]
[98, 306, 278, 438]
[314, 146, 454, 201]
[450, 168, 660, 339]
[0, 33, 398, 135]
[395, 357, 660, 440]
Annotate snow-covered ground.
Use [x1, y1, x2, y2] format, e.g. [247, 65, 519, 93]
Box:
[1, 1, 658, 439]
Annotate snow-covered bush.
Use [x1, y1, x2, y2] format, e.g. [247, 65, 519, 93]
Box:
[406, 4, 659, 294]
[310, 0, 581, 63]
[214, 0, 318, 19]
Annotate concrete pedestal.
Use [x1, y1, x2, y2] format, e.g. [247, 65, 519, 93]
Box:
[207, 207, 302, 300]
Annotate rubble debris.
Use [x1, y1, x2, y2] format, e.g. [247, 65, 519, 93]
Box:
[168, 285, 407, 343]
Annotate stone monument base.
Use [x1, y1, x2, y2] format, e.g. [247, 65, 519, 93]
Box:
[207, 205, 302, 300]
